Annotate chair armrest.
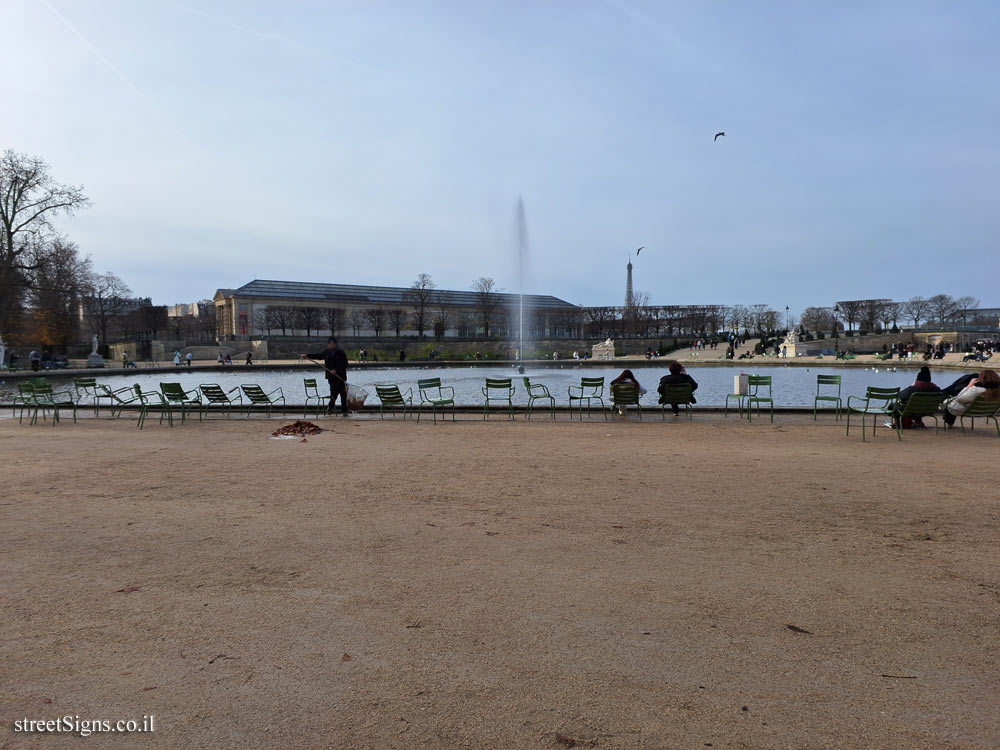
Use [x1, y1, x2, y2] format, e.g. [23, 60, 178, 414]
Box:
[568, 385, 582, 397]
[441, 386, 455, 398]
[846, 395, 868, 409]
[265, 387, 284, 399]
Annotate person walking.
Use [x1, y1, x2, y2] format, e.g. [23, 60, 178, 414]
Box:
[245, 352, 253, 366]
[185, 352, 193, 367]
[173, 350, 182, 366]
[29, 350, 41, 372]
[302, 337, 349, 416]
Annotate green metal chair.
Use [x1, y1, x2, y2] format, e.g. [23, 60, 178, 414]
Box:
[958, 396, 1000, 436]
[374, 384, 413, 419]
[725, 381, 748, 418]
[813, 374, 843, 420]
[610, 382, 642, 419]
[28, 380, 78, 426]
[198, 384, 242, 419]
[483, 378, 515, 420]
[893, 392, 945, 440]
[846, 386, 899, 441]
[659, 384, 695, 420]
[73, 377, 101, 416]
[744, 375, 774, 423]
[12, 383, 35, 422]
[160, 382, 201, 423]
[240, 384, 286, 418]
[568, 377, 607, 420]
[100, 383, 170, 429]
[522, 377, 555, 420]
[417, 378, 455, 422]
[303, 378, 324, 418]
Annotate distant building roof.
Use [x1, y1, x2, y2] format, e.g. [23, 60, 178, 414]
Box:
[222, 279, 578, 310]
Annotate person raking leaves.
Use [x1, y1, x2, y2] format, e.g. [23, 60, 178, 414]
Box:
[301, 336, 349, 416]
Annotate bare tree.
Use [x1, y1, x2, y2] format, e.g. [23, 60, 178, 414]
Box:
[431, 304, 453, 341]
[269, 306, 294, 336]
[0, 150, 90, 336]
[879, 301, 900, 331]
[364, 308, 386, 337]
[402, 273, 435, 340]
[349, 309, 365, 336]
[859, 299, 890, 332]
[928, 294, 958, 324]
[472, 277, 502, 339]
[835, 300, 864, 332]
[387, 308, 408, 336]
[903, 296, 930, 328]
[82, 271, 133, 345]
[294, 306, 321, 338]
[253, 308, 272, 336]
[799, 306, 836, 333]
[954, 296, 979, 325]
[323, 306, 344, 337]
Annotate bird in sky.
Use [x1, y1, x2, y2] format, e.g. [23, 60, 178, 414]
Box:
[636, 247, 644, 256]
[714, 132, 725, 141]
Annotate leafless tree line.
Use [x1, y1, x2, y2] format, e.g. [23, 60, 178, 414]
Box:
[798, 294, 982, 334]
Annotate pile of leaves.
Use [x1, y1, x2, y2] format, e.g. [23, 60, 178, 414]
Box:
[271, 420, 325, 438]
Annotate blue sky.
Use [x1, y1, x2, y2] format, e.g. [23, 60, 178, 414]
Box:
[2, 0, 997, 315]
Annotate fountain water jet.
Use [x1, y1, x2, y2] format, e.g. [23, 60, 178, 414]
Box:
[515, 197, 528, 362]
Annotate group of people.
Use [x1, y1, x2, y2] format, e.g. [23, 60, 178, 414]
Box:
[888, 367, 999, 429]
[962, 339, 996, 363]
[610, 365, 699, 416]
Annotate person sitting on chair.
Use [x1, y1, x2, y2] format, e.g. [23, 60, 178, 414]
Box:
[657, 362, 698, 416]
[887, 366, 939, 429]
[941, 369, 1000, 427]
[610, 369, 646, 395]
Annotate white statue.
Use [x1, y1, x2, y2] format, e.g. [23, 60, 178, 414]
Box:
[0, 334, 6, 368]
[91, 334, 99, 355]
[784, 329, 798, 346]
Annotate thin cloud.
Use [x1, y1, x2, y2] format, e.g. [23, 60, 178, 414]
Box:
[37, 0, 190, 144]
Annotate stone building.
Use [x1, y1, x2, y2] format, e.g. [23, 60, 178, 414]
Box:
[214, 279, 579, 341]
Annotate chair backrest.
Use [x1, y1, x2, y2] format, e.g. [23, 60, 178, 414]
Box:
[32, 381, 54, 396]
[865, 386, 900, 402]
[375, 385, 405, 405]
[816, 374, 841, 394]
[660, 384, 694, 403]
[241, 384, 268, 403]
[899, 391, 945, 417]
[747, 375, 771, 396]
[199, 384, 230, 403]
[579, 377, 604, 396]
[74, 377, 97, 388]
[17, 383, 34, 396]
[484, 378, 513, 394]
[303, 378, 319, 393]
[610, 382, 639, 404]
[160, 382, 186, 399]
[964, 395, 1000, 417]
[417, 378, 441, 390]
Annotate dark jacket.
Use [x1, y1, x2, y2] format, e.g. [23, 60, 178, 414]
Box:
[307, 347, 348, 382]
[657, 373, 698, 404]
[897, 380, 940, 404]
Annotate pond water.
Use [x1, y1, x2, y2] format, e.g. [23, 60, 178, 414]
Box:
[13, 364, 966, 408]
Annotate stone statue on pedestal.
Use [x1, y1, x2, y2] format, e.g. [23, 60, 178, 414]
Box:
[90, 334, 99, 355]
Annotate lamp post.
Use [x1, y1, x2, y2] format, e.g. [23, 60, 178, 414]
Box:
[785, 306, 790, 331]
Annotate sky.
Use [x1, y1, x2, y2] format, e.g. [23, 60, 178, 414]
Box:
[1, 0, 998, 316]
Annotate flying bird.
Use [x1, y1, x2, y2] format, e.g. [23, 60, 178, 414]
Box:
[714, 131, 725, 141]
[636, 247, 644, 256]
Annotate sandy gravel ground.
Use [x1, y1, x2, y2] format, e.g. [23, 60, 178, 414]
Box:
[1, 412, 997, 749]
